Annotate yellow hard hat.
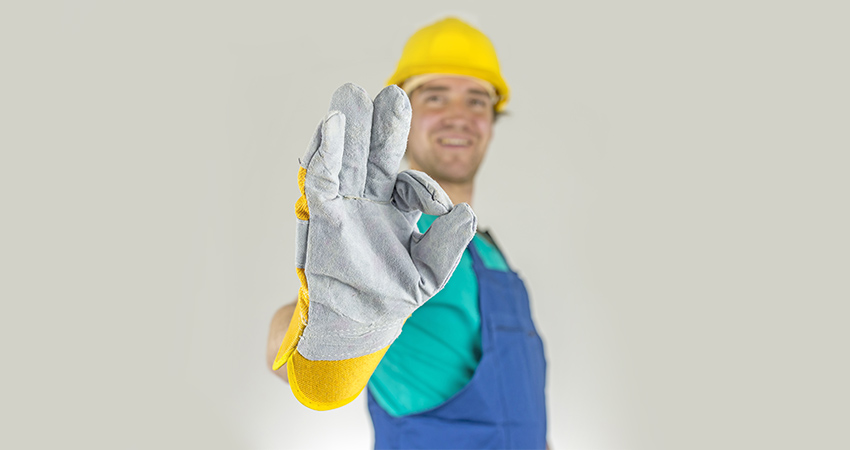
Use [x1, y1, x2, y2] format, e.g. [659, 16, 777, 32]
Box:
[387, 17, 510, 111]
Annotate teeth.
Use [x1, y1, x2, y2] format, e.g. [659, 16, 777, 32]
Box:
[439, 138, 471, 146]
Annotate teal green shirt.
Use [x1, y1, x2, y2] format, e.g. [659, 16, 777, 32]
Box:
[368, 214, 509, 417]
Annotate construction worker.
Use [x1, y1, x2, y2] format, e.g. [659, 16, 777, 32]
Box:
[267, 17, 547, 449]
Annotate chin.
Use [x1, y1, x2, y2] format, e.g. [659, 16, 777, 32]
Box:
[433, 169, 477, 185]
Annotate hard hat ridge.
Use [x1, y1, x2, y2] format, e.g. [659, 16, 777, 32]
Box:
[387, 17, 510, 111]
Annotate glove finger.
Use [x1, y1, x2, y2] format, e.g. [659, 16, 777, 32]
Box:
[300, 119, 323, 169]
[304, 111, 346, 202]
[364, 85, 411, 201]
[411, 203, 477, 297]
[392, 170, 453, 216]
[329, 83, 373, 197]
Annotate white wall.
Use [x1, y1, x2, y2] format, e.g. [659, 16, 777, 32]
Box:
[2, 1, 848, 449]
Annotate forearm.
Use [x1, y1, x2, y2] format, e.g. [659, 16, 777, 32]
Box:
[267, 300, 297, 383]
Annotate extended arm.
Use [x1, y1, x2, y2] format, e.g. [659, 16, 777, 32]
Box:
[267, 84, 476, 410]
[266, 300, 296, 383]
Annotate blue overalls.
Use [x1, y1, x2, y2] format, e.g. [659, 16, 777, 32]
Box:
[368, 242, 548, 449]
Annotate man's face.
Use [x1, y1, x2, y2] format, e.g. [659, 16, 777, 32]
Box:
[406, 77, 495, 185]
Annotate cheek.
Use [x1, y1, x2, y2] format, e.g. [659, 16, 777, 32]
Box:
[418, 112, 441, 128]
[405, 116, 432, 159]
[475, 119, 493, 142]
[409, 115, 438, 141]
[406, 116, 424, 142]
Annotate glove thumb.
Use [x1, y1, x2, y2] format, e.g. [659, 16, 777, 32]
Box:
[392, 169, 477, 296]
[411, 203, 477, 297]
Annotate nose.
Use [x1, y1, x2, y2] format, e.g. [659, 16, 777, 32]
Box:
[440, 99, 474, 128]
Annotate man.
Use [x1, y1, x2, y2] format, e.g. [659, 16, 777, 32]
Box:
[267, 17, 547, 449]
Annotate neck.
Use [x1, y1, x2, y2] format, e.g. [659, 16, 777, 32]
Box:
[434, 178, 474, 207]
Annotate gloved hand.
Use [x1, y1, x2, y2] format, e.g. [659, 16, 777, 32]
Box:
[273, 83, 477, 410]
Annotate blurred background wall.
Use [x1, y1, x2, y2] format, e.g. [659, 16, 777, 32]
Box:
[2, 1, 848, 449]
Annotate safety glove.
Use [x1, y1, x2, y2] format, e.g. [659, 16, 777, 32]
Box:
[273, 83, 477, 410]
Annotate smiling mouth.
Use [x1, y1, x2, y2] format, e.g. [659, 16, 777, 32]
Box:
[437, 137, 473, 147]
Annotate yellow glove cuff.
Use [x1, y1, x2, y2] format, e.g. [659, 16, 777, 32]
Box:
[273, 168, 390, 410]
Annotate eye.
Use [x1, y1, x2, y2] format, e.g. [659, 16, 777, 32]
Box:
[423, 94, 446, 105]
[468, 97, 491, 109]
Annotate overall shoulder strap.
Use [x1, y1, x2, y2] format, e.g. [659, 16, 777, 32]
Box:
[477, 229, 512, 270]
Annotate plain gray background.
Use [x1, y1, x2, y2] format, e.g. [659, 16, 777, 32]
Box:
[2, 1, 848, 449]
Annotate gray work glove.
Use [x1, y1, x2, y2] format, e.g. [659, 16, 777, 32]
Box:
[273, 83, 477, 410]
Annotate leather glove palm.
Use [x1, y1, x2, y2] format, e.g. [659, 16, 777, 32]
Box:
[273, 84, 477, 410]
